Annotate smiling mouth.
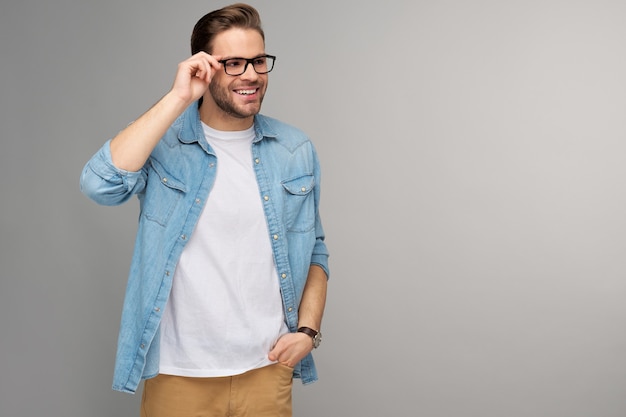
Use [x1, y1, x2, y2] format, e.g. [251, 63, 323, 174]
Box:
[235, 88, 258, 95]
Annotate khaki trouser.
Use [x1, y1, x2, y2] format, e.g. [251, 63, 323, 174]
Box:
[141, 363, 293, 417]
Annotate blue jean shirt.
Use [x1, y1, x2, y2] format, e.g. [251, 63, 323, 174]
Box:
[80, 105, 329, 393]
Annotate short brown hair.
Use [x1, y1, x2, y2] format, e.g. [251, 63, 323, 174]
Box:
[191, 3, 265, 55]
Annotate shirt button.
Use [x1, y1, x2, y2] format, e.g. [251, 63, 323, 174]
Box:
[162, 178, 168, 183]
[281, 273, 287, 279]
[195, 198, 201, 204]
[181, 235, 187, 240]
[264, 195, 269, 201]
[140, 344, 145, 349]
[165, 271, 170, 276]
[154, 307, 160, 312]
[255, 158, 260, 164]
[288, 307, 293, 312]
[273, 234, 279, 240]
[209, 163, 215, 168]
[301, 187, 306, 192]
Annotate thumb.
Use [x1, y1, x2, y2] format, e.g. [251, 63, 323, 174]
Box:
[268, 341, 283, 361]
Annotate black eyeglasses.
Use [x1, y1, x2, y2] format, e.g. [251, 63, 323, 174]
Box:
[217, 55, 276, 76]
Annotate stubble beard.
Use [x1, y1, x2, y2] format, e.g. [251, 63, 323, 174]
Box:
[208, 81, 265, 119]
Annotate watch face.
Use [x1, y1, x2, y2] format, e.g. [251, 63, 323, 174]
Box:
[313, 332, 322, 348]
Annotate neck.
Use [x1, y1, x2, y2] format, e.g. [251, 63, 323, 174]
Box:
[199, 102, 255, 131]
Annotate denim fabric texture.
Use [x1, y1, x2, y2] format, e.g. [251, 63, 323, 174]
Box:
[80, 104, 329, 393]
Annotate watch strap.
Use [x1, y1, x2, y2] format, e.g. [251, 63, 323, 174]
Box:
[297, 326, 321, 348]
[297, 326, 318, 338]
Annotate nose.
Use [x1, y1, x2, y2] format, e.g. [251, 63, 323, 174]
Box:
[240, 62, 259, 80]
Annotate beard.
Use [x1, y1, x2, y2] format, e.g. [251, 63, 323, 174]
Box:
[208, 80, 265, 119]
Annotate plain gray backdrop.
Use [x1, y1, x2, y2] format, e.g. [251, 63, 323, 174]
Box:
[2, 0, 626, 416]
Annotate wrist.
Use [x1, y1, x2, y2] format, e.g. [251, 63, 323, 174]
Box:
[297, 326, 322, 349]
[164, 90, 196, 111]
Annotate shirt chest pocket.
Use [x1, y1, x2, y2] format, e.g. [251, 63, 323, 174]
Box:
[281, 174, 316, 233]
[141, 159, 187, 226]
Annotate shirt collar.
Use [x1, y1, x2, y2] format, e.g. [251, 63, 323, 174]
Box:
[178, 103, 278, 147]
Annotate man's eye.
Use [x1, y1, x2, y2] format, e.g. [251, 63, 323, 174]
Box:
[226, 59, 244, 67]
[253, 57, 267, 65]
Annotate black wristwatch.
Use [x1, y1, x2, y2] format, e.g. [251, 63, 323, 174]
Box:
[297, 326, 322, 349]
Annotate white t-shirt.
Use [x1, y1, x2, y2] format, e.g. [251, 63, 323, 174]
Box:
[159, 123, 289, 377]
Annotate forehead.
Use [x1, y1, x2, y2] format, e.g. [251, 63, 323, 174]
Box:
[212, 28, 265, 58]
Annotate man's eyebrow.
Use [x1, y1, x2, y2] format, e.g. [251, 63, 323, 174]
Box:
[219, 54, 267, 61]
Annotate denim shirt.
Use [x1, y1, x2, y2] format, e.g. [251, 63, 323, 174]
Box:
[80, 105, 329, 394]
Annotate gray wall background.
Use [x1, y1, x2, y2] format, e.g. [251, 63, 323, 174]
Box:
[1, 1, 625, 416]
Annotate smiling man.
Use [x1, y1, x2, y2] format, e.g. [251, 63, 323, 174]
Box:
[79, 4, 329, 417]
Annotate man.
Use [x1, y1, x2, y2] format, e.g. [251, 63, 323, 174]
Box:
[80, 3, 329, 416]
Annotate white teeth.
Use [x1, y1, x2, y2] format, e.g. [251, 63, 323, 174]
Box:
[237, 89, 256, 95]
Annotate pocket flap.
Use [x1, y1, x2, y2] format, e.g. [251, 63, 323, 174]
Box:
[281, 174, 315, 196]
[149, 158, 187, 193]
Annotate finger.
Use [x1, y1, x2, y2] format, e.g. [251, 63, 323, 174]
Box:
[207, 54, 222, 69]
[194, 59, 213, 83]
[268, 344, 282, 361]
[191, 51, 221, 73]
[197, 61, 210, 81]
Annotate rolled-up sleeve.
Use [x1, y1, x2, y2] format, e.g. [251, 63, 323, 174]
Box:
[79, 139, 147, 206]
[309, 145, 330, 279]
[311, 211, 329, 279]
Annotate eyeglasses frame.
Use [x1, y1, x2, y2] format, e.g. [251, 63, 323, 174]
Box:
[217, 54, 277, 76]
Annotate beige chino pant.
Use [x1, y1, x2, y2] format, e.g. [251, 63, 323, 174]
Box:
[141, 363, 294, 417]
